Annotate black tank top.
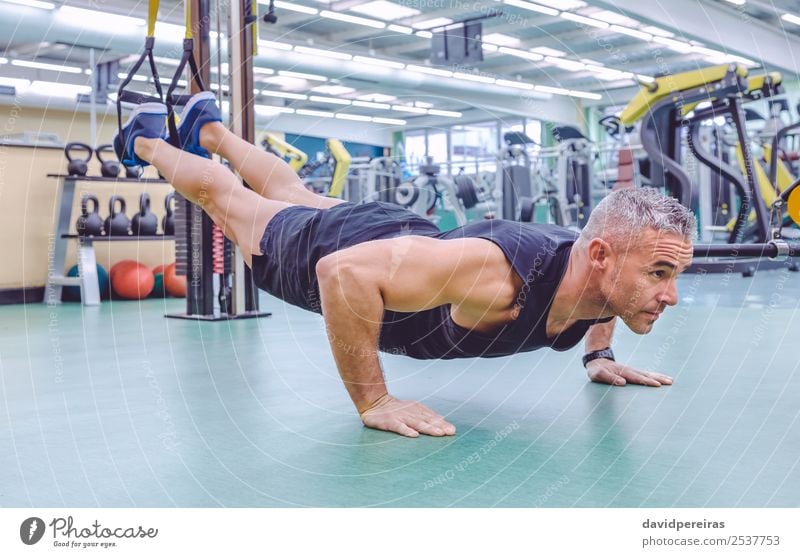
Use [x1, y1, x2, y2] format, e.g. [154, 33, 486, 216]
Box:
[378, 220, 613, 360]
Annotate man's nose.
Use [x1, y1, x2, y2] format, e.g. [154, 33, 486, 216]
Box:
[658, 280, 679, 307]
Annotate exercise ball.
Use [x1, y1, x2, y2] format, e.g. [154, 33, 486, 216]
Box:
[151, 264, 166, 298]
[164, 262, 187, 298]
[62, 264, 109, 301]
[112, 262, 154, 300]
[110, 259, 139, 282]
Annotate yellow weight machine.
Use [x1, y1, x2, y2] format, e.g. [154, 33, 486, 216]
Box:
[261, 133, 352, 198]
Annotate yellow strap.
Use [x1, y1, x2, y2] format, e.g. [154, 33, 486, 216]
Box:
[185, 0, 192, 39]
[252, 0, 259, 57]
[147, 0, 159, 38]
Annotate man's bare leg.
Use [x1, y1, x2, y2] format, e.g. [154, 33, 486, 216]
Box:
[133, 136, 289, 266]
[199, 121, 346, 209]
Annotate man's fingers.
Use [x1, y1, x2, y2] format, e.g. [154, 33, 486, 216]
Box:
[589, 368, 626, 386]
[620, 369, 665, 387]
[407, 417, 446, 436]
[393, 421, 420, 438]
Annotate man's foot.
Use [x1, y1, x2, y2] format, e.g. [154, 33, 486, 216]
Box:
[113, 103, 167, 167]
[173, 91, 222, 158]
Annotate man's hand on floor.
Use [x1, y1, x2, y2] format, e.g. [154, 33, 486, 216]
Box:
[359, 394, 457, 437]
[586, 359, 673, 387]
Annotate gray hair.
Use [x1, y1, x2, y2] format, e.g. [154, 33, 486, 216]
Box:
[579, 187, 697, 246]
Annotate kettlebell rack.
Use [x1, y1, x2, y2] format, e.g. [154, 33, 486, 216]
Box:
[44, 173, 173, 306]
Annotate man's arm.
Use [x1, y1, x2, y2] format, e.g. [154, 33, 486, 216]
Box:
[316, 235, 509, 437]
[583, 318, 673, 387]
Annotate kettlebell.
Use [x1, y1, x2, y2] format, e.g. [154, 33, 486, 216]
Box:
[75, 194, 104, 237]
[162, 192, 175, 236]
[131, 192, 158, 236]
[64, 142, 92, 176]
[104, 195, 131, 236]
[95, 144, 121, 178]
[125, 164, 142, 179]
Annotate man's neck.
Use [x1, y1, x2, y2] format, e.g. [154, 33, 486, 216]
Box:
[549, 246, 610, 324]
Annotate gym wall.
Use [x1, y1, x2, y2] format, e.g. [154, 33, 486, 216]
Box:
[0, 104, 170, 298]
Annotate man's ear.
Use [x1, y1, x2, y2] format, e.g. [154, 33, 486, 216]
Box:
[587, 238, 613, 270]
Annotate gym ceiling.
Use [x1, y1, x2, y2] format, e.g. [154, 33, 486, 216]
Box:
[1, 0, 799, 125]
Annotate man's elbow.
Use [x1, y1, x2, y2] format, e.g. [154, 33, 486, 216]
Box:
[316, 253, 372, 290]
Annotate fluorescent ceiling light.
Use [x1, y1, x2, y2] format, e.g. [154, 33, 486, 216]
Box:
[61, 6, 143, 27]
[295, 46, 352, 60]
[534, 84, 571, 95]
[482, 44, 499, 52]
[544, 56, 585, 71]
[653, 36, 693, 53]
[483, 33, 521, 47]
[641, 25, 673, 37]
[388, 24, 413, 34]
[254, 105, 295, 116]
[0, 57, 6, 64]
[391, 105, 428, 113]
[209, 83, 230, 92]
[636, 74, 655, 83]
[569, 90, 602, 99]
[264, 76, 310, 89]
[296, 109, 334, 118]
[0, 77, 30, 88]
[609, 25, 652, 41]
[499, 46, 544, 61]
[727, 54, 756, 66]
[350, 1, 420, 20]
[279, 70, 327, 82]
[3, 0, 54, 8]
[406, 64, 453, 77]
[453, 72, 495, 84]
[589, 10, 639, 27]
[531, 46, 566, 57]
[353, 100, 391, 109]
[320, 10, 386, 28]
[412, 17, 453, 29]
[724, 0, 746, 5]
[560, 12, 609, 28]
[253, 67, 275, 76]
[153, 22, 185, 40]
[502, 0, 559, 17]
[309, 95, 351, 105]
[427, 109, 462, 118]
[153, 56, 180, 66]
[336, 113, 373, 122]
[11, 59, 83, 74]
[495, 79, 534, 90]
[358, 93, 396, 102]
[415, 101, 433, 108]
[691, 45, 726, 57]
[372, 116, 406, 125]
[353, 55, 405, 69]
[782, 13, 800, 25]
[535, 0, 585, 8]
[261, 90, 308, 100]
[27, 81, 91, 98]
[117, 73, 148, 82]
[415, 30, 433, 38]
[258, 40, 293, 51]
[273, 1, 318, 14]
[312, 85, 356, 95]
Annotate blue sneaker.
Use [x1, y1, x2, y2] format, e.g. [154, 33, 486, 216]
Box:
[113, 102, 167, 167]
[173, 91, 222, 158]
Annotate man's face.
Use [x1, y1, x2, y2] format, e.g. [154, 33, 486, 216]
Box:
[602, 229, 693, 334]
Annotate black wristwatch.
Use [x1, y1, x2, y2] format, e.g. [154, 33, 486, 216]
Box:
[582, 347, 615, 368]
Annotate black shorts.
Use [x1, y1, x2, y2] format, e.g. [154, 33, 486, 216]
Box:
[250, 201, 440, 313]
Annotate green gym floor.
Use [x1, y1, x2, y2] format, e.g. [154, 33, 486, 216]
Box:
[1, 268, 798, 508]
